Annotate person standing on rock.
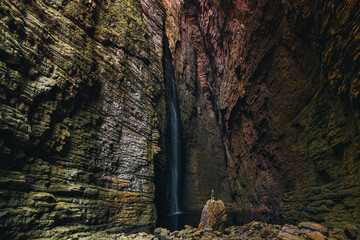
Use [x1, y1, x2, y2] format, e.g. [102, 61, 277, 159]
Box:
[199, 189, 227, 231]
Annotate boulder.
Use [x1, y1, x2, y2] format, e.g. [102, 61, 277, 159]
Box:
[198, 199, 227, 232]
[298, 222, 328, 235]
[302, 231, 327, 240]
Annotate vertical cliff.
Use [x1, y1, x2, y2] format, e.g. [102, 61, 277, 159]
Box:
[165, 0, 360, 229]
[0, 0, 359, 238]
[0, 0, 166, 238]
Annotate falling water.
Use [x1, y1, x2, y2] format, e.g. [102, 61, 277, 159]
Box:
[169, 83, 180, 215]
[163, 35, 181, 215]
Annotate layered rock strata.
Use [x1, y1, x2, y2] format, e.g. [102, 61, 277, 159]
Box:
[0, 0, 359, 238]
[164, 0, 360, 229]
[0, 0, 166, 238]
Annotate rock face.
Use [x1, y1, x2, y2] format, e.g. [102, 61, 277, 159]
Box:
[0, 0, 359, 238]
[164, 0, 360, 230]
[198, 200, 227, 232]
[0, 0, 166, 239]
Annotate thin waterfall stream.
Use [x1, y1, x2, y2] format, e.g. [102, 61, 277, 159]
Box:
[163, 35, 181, 216]
[169, 84, 180, 215]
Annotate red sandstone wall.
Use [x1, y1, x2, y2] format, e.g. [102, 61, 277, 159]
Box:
[166, 0, 360, 228]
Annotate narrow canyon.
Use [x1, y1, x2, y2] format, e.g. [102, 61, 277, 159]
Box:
[0, 0, 359, 239]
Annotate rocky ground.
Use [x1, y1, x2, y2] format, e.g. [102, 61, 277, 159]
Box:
[81, 221, 358, 240]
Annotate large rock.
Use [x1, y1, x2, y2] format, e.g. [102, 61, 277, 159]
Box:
[198, 199, 227, 232]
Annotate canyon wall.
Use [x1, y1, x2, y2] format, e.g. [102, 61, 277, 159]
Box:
[166, 0, 360, 229]
[0, 0, 166, 239]
[0, 0, 359, 238]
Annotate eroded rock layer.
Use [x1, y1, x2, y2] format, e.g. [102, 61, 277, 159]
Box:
[0, 0, 359, 238]
[165, 0, 360, 229]
[0, 0, 166, 238]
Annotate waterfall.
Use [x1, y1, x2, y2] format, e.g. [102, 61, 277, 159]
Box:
[169, 84, 180, 215]
[163, 35, 181, 215]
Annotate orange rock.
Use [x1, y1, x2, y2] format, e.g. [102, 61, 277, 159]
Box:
[298, 222, 328, 235]
[302, 231, 326, 240]
[198, 199, 227, 232]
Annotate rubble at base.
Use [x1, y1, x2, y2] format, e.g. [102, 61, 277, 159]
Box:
[90, 221, 357, 240]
